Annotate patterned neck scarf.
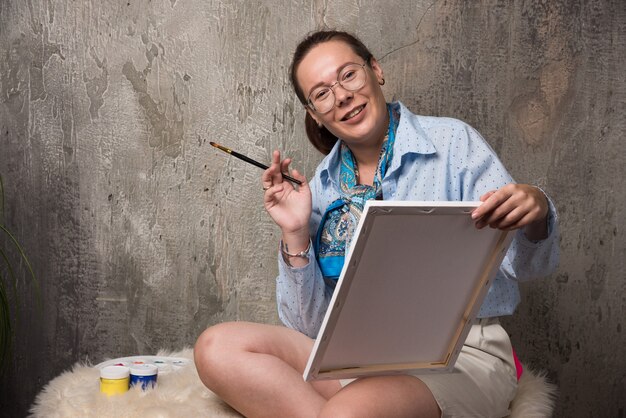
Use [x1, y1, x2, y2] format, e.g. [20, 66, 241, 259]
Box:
[315, 104, 398, 287]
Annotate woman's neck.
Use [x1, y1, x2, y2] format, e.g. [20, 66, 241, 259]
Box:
[350, 109, 390, 171]
[351, 144, 382, 169]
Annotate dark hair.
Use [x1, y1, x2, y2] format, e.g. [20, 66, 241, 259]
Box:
[289, 30, 374, 155]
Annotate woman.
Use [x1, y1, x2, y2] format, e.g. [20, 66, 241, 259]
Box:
[195, 30, 559, 418]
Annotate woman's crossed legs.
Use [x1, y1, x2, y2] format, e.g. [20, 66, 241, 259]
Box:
[194, 322, 440, 418]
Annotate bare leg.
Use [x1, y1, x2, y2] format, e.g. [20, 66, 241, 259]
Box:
[319, 375, 441, 418]
[194, 322, 341, 418]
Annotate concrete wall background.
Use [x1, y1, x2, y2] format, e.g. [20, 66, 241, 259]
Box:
[0, 0, 624, 416]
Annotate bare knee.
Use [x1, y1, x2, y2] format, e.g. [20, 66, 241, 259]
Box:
[194, 322, 246, 385]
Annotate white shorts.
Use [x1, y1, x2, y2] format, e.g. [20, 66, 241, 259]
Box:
[341, 318, 518, 418]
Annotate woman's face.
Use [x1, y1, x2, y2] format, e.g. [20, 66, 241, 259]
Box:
[296, 40, 388, 150]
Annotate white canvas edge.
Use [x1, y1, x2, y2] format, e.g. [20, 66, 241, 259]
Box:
[303, 200, 507, 381]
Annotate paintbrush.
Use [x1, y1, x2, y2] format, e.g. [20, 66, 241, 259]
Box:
[210, 142, 303, 185]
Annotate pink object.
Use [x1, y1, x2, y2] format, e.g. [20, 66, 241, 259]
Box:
[512, 348, 523, 381]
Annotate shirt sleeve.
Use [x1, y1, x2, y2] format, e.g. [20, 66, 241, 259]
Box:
[459, 123, 560, 283]
[499, 191, 560, 282]
[274, 176, 333, 338]
[275, 247, 332, 338]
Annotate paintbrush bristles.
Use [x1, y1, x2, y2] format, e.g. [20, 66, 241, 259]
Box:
[209, 141, 232, 154]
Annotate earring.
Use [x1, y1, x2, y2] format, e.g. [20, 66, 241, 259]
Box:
[318, 122, 323, 129]
[379, 78, 385, 86]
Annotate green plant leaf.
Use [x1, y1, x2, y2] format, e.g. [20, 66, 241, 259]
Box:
[0, 239, 19, 374]
[0, 270, 12, 373]
[0, 225, 40, 309]
[0, 173, 4, 221]
[0, 176, 39, 374]
[0, 246, 19, 307]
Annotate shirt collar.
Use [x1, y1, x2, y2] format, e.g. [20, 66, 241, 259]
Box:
[318, 101, 437, 187]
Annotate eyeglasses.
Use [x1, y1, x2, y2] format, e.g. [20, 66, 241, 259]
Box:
[306, 63, 368, 114]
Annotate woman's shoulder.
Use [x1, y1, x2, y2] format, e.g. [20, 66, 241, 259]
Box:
[398, 103, 476, 137]
[393, 103, 499, 167]
[395, 102, 484, 155]
[416, 115, 472, 131]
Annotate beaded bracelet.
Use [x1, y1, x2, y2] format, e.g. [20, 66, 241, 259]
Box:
[280, 239, 311, 267]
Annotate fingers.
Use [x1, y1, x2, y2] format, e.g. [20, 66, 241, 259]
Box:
[479, 190, 495, 202]
[261, 152, 277, 189]
[472, 187, 513, 225]
[290, 168, 309, 191]
[262, 150, 288, 190]
[262, 150, 307, 192]
[269, 150, 284, 185]
[501, 212, 536, 231]
[263, 183, 285, 206]
[480, 205, 525, 230]
[472, 184, 549, 231]
[261, 171, 273, 190]
[472, 190, 496, 224]
[280, 157, 292, 179]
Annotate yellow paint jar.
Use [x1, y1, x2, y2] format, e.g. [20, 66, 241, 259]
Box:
[100, 365, 130, 396]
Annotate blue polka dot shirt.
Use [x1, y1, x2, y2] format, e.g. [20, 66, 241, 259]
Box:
[276, 101, 560, 338]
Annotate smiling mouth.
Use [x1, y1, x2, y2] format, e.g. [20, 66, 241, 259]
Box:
[342, 104, 365, 121]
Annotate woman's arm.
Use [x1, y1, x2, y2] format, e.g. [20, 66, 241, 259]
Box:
[263, 151, 331, 337]
[275, 249, 332, 338]
[456, 123, 560, 282]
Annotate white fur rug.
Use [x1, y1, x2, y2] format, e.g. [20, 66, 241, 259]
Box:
[507, 367, 557, 418]
[30, 349, 556, 418]
[30, 348, 243, 418]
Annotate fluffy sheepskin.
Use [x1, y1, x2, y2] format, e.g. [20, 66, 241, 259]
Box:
[29, 348, 243, 418]
[30, 349, 555, 417]
[509, 367, 558, 417]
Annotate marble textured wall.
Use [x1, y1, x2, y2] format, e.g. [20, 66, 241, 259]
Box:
[0, 1, 624, 416]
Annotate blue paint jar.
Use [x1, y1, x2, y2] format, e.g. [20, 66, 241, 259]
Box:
[129, 364, 158, 390]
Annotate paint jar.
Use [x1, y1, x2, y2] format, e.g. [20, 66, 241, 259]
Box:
[100, 365, 130, 396]
[129, 363, 158, 390]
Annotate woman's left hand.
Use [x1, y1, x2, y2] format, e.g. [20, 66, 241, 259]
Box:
[471, 184, 549, 240]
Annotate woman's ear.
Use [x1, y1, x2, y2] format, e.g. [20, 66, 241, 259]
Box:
[370, 58, 384, 85]
[306, 107, 323, 128]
